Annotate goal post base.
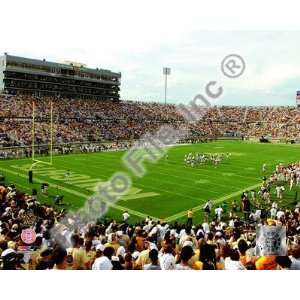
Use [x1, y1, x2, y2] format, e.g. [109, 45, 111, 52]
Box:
[30, 159, 53, 170]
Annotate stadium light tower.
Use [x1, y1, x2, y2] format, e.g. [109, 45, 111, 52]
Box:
[163, 67, 171, 105]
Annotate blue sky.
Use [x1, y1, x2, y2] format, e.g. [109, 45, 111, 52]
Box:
[0, 1, 299, 105]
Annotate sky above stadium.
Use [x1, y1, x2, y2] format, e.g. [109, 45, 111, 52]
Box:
[1, 0, 300, 105]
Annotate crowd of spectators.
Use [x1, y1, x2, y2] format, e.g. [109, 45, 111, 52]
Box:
[1, 94, 300, 270]
[1, 95, 300, 149]
[0, 161, 299, 270]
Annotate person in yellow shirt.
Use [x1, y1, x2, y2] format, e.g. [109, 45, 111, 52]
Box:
[104, 233, 120, 252]
[187, 209, 193, 227]
[84, 240, 96, 269]
[189, 249, 203, 270]
[68, 235, 87, 270]
[134, 240, 152, 269]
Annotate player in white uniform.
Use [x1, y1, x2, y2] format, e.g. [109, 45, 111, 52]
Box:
[275, 185, 284, 199]
[270, 206, 277, 219]
[215, 206, 223, 222]
[184, 154, 188, 164]
[290, 176, 295, 190]
[64, 170, 71, 181]
[190, 155, 195, 167]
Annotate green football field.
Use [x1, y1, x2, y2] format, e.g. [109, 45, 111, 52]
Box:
[1, 141, 300, 224]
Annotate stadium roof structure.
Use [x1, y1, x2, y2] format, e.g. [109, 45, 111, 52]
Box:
[1, 53, 121, 77]
[0, 53, 121, 100]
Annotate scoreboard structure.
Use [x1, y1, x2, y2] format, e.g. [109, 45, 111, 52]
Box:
[0, 53, 121, 100]
[297, 91, 300, 108]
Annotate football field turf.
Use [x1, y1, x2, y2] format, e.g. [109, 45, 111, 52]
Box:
[1, 141, 300, 224]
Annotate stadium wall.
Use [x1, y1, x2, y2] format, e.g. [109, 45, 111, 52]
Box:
[0, 137, 246, 160]
[1, 137, 298, 160]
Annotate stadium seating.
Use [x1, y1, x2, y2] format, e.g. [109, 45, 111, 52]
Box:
[0, 94, 300, 270]
[0, 95, 300, 154]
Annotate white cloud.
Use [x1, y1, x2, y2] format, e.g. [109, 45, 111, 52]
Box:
[235, 64, 300, 92]
[1, 1, 300, 105]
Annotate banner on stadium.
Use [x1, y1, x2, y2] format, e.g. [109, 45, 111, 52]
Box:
[255, 225, 287, 256]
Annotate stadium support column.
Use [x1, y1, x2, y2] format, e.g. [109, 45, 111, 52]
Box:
[163, 67, 171, 105]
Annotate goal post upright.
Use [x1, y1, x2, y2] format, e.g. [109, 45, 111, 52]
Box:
[31, 99, 54, 169]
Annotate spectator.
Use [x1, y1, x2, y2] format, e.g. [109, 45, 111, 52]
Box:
[52, 246, 68, 270]
[289, 243, 300, 270]
[175, 246, 195, 270]
[143, 249, 161, 270]
[224, 249, 246, 270]
[92, 246, 114, 270]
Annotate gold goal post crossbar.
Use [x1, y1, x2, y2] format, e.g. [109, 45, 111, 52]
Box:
[31, 100, 54, 169]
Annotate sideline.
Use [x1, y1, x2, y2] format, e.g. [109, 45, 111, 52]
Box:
[0, 166, 157, 221]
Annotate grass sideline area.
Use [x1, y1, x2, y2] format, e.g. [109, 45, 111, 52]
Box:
[0, 140, 299, 224]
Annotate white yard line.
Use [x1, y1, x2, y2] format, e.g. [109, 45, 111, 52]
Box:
[164, 182, 262, 222]
[0, 166, 156, 221]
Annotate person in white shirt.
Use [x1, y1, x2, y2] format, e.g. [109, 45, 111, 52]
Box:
[159, 245, 176, 270]
[143, 222, 152, 233]
[178, 228, 187, 240]
[250, 210, 261, 222]
[203, 200, 212, 220]
[270, 207, 277, 219]
[122, 211, 130, 224]
[290, 257, 300, 270]
[202, 222, 210, 234]
[228, 219, 235, 227]
[92, 255, 113, 270]
[215, 206, 223, 222]
[157, 223, 168, 241]
[92, 246, 114, 270]
[289, 244, 300, 270]
[224, 249, 246, 270]
[276, 209, 285, 220]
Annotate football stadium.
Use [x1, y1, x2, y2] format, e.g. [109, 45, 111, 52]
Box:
[0, 52, 300, 271]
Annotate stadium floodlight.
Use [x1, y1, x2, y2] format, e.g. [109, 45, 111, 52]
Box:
[163, 67, 171, 105]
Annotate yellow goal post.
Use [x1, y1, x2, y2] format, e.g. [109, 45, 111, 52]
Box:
[30, 99, 54, 169]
